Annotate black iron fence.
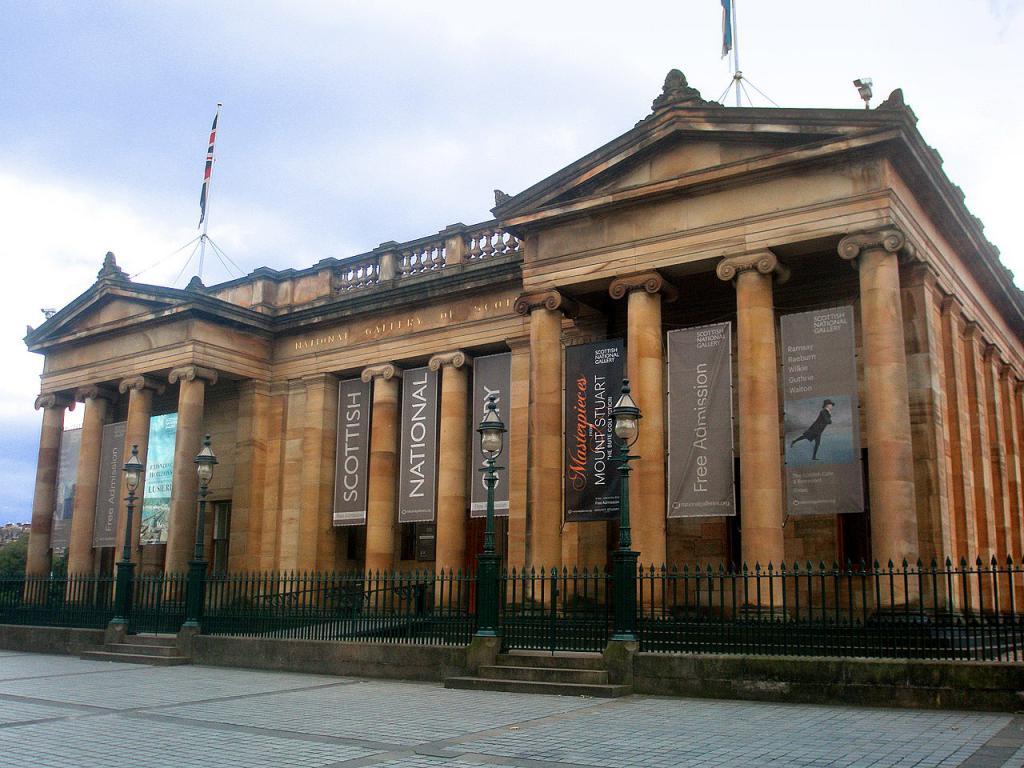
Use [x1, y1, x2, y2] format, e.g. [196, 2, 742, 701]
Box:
[0, 574, 114, 629]
[638, 558, 1024, 661]
[499, 567, 611, 652]
[202, 569, 475, 645]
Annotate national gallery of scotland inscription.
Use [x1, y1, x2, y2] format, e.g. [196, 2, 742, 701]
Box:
[22, 71, 1024, 581]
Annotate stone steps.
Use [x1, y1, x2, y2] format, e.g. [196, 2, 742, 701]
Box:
[495, 651, 605, 670]
[478, 664, 609, 685]
[445, 675, 630, 698]
[81, 635, 190, 666]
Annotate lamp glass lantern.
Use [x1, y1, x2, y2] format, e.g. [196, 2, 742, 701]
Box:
[478, 395, 506, 459]
[611, 381, 641, 446]
[123, 447, 144, 493]
[194, 435, 218, 486]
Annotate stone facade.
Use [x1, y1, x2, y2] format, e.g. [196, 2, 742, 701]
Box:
[23, 71, 1024, 577]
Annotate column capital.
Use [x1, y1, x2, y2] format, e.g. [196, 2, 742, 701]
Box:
[608, 270, 678, 302]
[73, 384, 116, 404]
[983, 343, 1001, 363]
[34, 392, 74, 411]
[168, 365, 218, 385]
[940, 293, 964, 317]
[428, 350, 472, 371]
[361, 363, 402, 383]
[837, 227, 912, 262]
[514, 289, 578, 319]
[118, 374, 166, 395]
[716, 250, 789, 284]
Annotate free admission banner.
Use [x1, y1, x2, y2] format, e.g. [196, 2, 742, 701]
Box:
[140, 413, 177, 544]
[50, 427, 82, 550]
[92, 421, 127, 547]
[781, 306, 864, 516]
[471, 353, 511, 518]
[564, 339, 624, 522]
[398, 367, 439, 523]
[333, 378, 372, 526]
[667, 323, 736, 517]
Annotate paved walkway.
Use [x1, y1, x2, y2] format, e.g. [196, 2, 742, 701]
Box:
[1, 650, 1023, 768]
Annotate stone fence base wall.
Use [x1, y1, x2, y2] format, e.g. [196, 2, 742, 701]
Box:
[191, 635, 468, 681]
[634, 653, 1024, 711]
[0, 625, 104, 655]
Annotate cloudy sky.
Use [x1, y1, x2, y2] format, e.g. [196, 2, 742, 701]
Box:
[1, 1, 1021, 523]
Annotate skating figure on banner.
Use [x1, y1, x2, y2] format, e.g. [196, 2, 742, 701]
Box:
[790, 399, 835, 460]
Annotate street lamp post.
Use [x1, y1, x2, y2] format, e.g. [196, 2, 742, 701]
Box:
[184, 435, 217, 628]
[112, 445, 144, 626]
[475, 393, 506, 637]
[610, 379, 641, 642]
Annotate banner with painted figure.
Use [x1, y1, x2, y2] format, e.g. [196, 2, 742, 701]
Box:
[333, 378, 372, 526]
[92, 421, 127, 547]
[50, 427, 82, 550]
[471, 353, 512, 518]
[398, 367, 439, 524]
[667, 323, 736, 518]
[140, 413, 177, 544]
[781, 306, 864, 516]
[564, 339, 624, 522]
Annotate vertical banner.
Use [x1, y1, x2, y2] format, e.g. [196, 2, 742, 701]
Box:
[398, 367, 439, 523]
[333, 378, 372, 526]
[92, 421, 127, 547]
[470, 352, 512, 518]
[781, 306, 864, 516]
[667, 323, 736, 517]
[140, 413, 178, 544]
[50, 428, 82, 550]
[564, 339, 624, 522]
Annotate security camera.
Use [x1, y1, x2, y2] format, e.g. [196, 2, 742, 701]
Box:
[853, 78, 873, 109]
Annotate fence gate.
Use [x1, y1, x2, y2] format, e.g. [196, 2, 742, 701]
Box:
[500, 567, 611, 652]
[128, 573, 187, 634]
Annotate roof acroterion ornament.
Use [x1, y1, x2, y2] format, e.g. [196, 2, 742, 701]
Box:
[96, 251, 129, 283]
[650, 69, 719, 112]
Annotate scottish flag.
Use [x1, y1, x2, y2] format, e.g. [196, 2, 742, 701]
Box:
[721, 0, 733, 58]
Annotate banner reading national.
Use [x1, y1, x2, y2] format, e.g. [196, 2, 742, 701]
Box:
[781, 306, 864, 516]
[398, 367, 440, 524]
[333, 378, 372, 526]
[667, 323, 735, 517]
[471, 353, 511, 518]
[564, 339, 624, 522]
[140, 413, 178, 544]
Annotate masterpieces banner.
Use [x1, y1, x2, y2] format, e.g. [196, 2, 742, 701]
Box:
[398, 366, 439, 524]
[50, 427, 82, 550]
[333, 378, 372, 526]
[667, 322, 736, 518]
[141, 412, 177, 544]
[781, 306, 864, 516]
[471, 352, 511, 518]
[92, 421, 127, 547]
[564, 339, 624, 522]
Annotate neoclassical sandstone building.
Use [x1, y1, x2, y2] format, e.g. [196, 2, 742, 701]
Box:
[24, 71, 1024, 579]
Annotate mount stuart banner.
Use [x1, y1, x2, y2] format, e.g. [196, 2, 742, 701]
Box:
[667, 323, 735, 517]
[564, 339, 624, 522]
[781, 306, 864, 516]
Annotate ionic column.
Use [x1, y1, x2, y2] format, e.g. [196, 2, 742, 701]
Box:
[838, 228, 919, 567]
[717, 251, 788, 570]
[164, 365, 217, 574]
[116, 376, 164, 567]
[964, 322, 997, 558]
[984, 346, 1012, 565]
[66, 386, 115, 575]
[999, 364, 1023, 565]
[429, 351, 472, 575]
[26, 393, 73, 576]
[506, 336, 531, 569]
[609, 271, 677, 569]
[362, 363, 402, 573]
[515, 290, 578, 570]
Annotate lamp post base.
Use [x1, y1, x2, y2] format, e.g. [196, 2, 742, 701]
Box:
[111, 559, 135, 627]
[183, 558, 207, 629]
[611, 547, 639, 642]
[475, 552, 501, 637]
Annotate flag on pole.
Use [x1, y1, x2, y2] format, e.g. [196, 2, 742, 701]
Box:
[198, 108, 220, 228]
[721, 0, 734, 58]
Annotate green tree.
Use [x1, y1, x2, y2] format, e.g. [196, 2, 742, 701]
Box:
[0, 535, 28, 576]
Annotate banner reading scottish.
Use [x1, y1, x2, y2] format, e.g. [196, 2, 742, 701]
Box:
[50, 427, 82, 550]
[564, 339, 624, 522]
[471, 353, 511, 518]
[667, 323, 735, 517]
[398, 367, 439, 524]
[140, 413, 177, 544]
[781, 306, 864, 516]
[333, 378, 371, 526]
[92, 421, 127, 547]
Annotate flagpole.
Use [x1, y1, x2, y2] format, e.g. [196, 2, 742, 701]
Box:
[198, 102, 222, 282]
[732, 0, 740, 106]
